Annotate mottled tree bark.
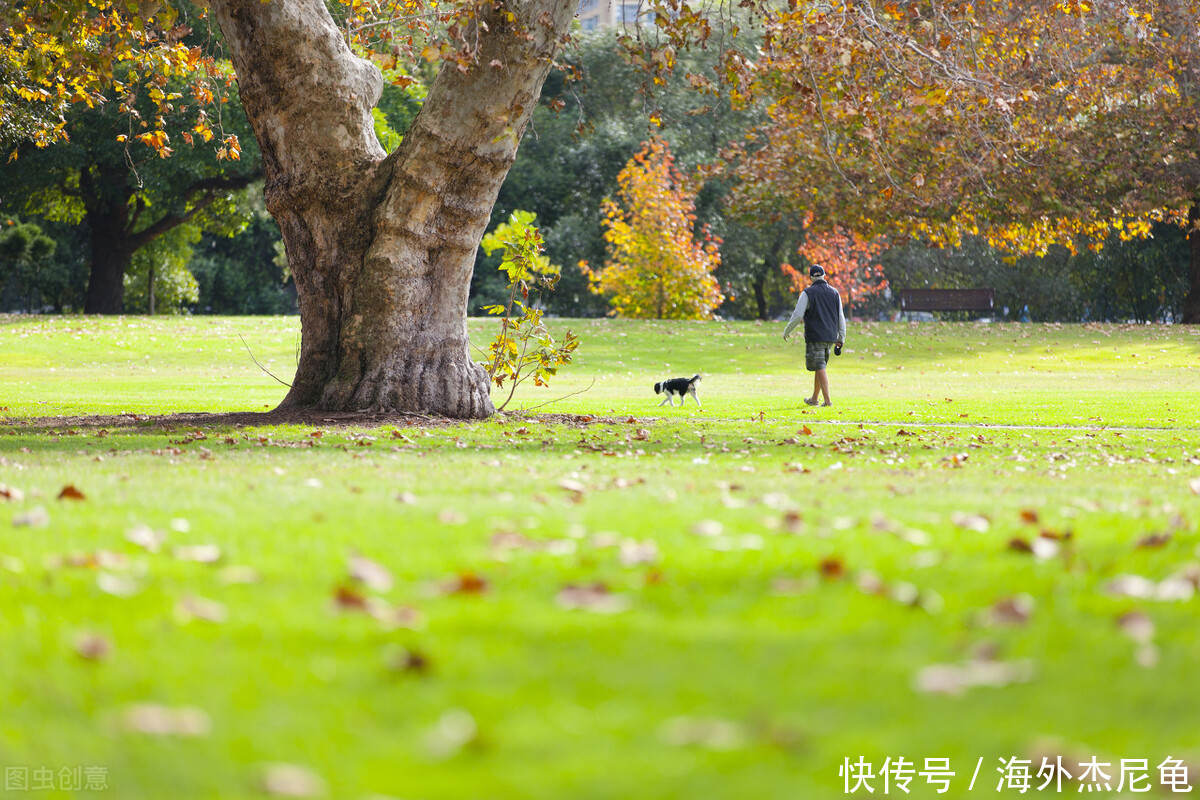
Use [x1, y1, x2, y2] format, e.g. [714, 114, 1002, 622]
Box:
[1184, 200, 1200, 324]
[211, 0, 576, 417]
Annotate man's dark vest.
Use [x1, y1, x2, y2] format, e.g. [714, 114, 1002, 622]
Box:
[802, 281, 841, 343]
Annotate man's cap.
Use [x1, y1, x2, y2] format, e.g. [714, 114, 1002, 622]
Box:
[809, 264, 825, 278]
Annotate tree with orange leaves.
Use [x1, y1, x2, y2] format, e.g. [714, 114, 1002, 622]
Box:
[584, 139, 723, 320]
[782, 213, 888, 316]
[724, 0, 1200, 321]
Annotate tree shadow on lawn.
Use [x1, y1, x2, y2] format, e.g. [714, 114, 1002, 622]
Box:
[4, 409, 652, 432]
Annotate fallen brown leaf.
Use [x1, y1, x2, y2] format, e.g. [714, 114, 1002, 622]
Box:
[366, 600, 424, 630]
[1038, 529, 1073, 542]
[556, 582, 630, 613]
[125, 524, 166, 553]
[558, 479, 587, 497]
[1107, 573, 1194, 602]
[1136, 532, 1172, 549]
[988, 595, 1034, 626]
[333, 582, 368, 610]
[175, 595, 228, 624]
[1007, 537, 1033, 553]
[1176, 563, 1200, 589]
[74, 632, 113, 661]
[12, 506, 49, 527]
[216, 565, 260, 584]
[348, 553, 393, 591]
[424, 709, 478, 760]
[855, 570, 885, 595]
[122, 704, 211, 737]
[660, 716, 747, 750]
[914, 658, 1034, 695]
[770, 576, 815, 596]
[1135, 642, 1160, 668]
[385, 645, 431, 675]
[442, 571, 489, 595]
[950, 512, 989, 533]
[259, 763, 326, 797]
[818, 556, 845, 580]
[618, 539, 659, 567]
[1030, 537, 1060, 560]
[890, 581, 920, 606]
[57, 484, 86, 501]
[96, 572, 139, 597]
[172, 544, 222, 564]
[1116, 610, 1154, 643]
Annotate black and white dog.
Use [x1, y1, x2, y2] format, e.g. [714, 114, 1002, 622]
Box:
[654, 374, 702, 408]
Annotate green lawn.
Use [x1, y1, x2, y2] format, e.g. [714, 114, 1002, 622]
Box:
[2, 315, 1200, 799]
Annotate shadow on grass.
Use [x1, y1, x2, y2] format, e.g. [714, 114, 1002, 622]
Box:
[1, 409, 657, 433]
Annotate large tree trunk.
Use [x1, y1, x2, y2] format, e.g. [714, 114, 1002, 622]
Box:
[757, 234, 786, 320]
[1184, 200, 1200, 324]
[752, 273, 768, 321]
[78, 148, 256, 316]
[83, 206, 132, 314]
[211, 0, 576, 417]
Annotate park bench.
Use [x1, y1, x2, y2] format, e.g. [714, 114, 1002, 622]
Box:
[898, 288, 995, 313]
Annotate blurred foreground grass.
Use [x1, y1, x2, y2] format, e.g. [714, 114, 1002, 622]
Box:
[0, 315, 1199, 799]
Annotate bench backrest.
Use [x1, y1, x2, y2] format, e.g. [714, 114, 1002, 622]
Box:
[899, 288, 995, 312]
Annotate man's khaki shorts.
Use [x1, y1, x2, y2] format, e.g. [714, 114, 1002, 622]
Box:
[805, 341, 834, 372]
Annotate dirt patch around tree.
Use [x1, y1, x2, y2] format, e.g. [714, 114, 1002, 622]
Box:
[3, 409, 658, 432]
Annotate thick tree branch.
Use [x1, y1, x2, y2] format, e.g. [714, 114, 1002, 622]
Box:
[127, 171, 260, 251]
[128, 196, 147, 234]
[210, 0, 385, 212]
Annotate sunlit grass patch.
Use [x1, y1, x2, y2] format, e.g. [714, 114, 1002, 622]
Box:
[1, 316, 1199, 798]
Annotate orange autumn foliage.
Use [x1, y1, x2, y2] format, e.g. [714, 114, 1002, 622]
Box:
[723, 0, 1199, 258]
[783, 213, 888, 314]
[1, 0, 243, 162]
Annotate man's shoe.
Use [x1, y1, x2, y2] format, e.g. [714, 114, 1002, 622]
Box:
[804, 397, 819, 406]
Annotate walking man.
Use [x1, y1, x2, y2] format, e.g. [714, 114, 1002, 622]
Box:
[783, 264, 846, 407]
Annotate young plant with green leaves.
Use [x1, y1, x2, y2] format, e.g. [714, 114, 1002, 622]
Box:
[479, 210, 579, 412]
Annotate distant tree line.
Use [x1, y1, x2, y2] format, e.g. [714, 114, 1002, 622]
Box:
[0, 30, 1191, 323]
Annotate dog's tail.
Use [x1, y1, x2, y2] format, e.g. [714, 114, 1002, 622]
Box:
[689, 374, 702, 385]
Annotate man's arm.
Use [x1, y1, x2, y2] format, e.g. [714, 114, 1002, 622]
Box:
[836, 292, 847, 343]
[783, 291, 808, 340]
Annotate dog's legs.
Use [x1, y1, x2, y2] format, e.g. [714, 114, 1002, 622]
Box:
[659, 394, 673, 407]
[689, 389, 702, 409]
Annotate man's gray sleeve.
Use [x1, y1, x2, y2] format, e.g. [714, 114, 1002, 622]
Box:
[783, 291, 808, 339]
[837, 293, 846, 342]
